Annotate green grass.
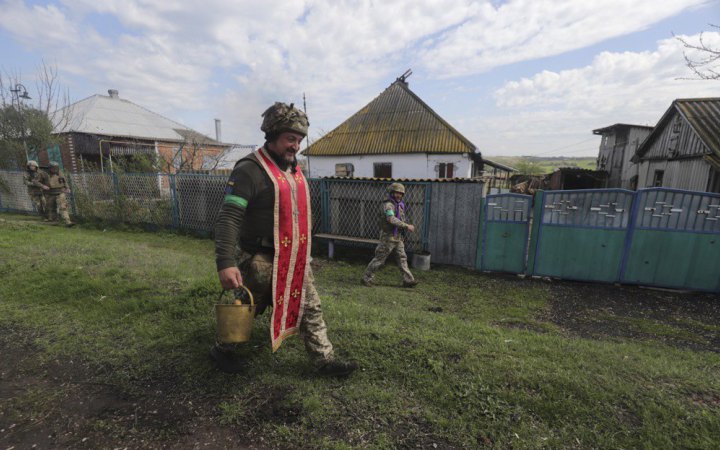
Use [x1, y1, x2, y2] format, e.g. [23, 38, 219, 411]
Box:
[1, 213, 719, 449]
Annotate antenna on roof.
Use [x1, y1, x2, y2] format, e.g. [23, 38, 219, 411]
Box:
[397, 69, 413, 83]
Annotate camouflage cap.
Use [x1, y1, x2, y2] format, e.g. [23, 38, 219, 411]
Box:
[49, 161, 60, 168]
[261, 102, 309, 138]
[26, 160, 38, 168]
[388, 182, 405, 194]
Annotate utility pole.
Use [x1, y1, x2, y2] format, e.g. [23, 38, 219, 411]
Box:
[302, 92, 311, 177]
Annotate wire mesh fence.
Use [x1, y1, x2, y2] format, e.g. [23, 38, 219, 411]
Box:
[313, 179, 430, 252]
[0, 170, 34, 213]
[2, 169, 448, 256]
[69, 172, 175, 228]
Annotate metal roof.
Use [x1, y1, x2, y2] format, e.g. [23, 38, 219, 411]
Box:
[592, 123, 654, 135]
[53, 91, 226, 145]
[304, 80, 477, 156]
[482, 158, 516, 172]
[636, 98, 720, 166]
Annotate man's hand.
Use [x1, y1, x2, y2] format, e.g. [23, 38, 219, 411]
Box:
[41, 185, 49, 191]
[407, 224, 416, 233]
[218, 267, 243, 290]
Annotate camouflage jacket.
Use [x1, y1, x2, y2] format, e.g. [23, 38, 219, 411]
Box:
[23, 170, 48, 194]
[46, 171, 69, 195]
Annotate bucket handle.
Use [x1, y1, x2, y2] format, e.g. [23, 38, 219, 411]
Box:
[217, 285, 255, 306]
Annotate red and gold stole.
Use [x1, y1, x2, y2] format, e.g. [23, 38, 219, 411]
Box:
[255, 147, 312, 352]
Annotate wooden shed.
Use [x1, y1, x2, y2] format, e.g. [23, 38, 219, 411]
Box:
[632, 98, 720, 193]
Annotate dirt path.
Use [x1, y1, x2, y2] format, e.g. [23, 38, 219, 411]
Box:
[545, 281, 720, 353]
[0, 326, 256, 449]
[1, 278, 718, 449]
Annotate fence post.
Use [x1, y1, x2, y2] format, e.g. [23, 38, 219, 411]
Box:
[475, 196, 485, 271]
[422, 183, 432, 252]
[617, 189, 641, 283]
[525, 190, 544, 276]
[321, 179, 330, 233]
[170, 174, 180, 230]
[112, 172, 120, 197]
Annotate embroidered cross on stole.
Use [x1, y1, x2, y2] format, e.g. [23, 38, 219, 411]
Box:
[255, 148, 312, 352]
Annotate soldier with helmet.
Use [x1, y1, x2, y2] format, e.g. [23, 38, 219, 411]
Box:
[213, 102, 358, 376]
[23, 160, 49, 219]
[45, 162, 75, 226]
[361, 182, 418, 288]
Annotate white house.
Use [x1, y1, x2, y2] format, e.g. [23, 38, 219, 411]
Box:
[632, 98, 720, 192]
[304, 75, 500, 180]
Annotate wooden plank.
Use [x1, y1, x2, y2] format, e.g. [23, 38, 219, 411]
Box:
[314, 233, 380, 245]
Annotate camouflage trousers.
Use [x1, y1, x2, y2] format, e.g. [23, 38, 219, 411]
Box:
[29, 192, 46, 218]
[45, 193, 72, 224]
[363, 236, 415, 284]
[226, 250, 334, 365]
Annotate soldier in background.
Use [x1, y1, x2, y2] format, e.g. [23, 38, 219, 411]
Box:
[23, 160, 49, 220]
[45, 162, 75, 227]
[362, 183, 418, 288]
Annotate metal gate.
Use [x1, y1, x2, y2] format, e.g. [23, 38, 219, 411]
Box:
[529, 189, 635, 283]
[479, 193, 532, 273]
[621, 188, 720, 292]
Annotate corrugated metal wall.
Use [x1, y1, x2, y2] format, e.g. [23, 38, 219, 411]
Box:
[644, 111, 709, 159]
[638, 159, 711, 191]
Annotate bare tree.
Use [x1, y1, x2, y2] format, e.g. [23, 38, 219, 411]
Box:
[675, 24, 720, 80]
[35, 59, 73, 131]
[159, 132, 234, 173]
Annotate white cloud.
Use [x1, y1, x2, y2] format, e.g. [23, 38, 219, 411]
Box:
[479, 33, 720, 156]
[1, 0, 717, 152]
[418, 0, 708, 77]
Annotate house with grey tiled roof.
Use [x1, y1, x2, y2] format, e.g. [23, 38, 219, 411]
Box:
[42, 89, 244, 173]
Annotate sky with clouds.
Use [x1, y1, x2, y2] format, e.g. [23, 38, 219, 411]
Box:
[1, 0, 719, 157]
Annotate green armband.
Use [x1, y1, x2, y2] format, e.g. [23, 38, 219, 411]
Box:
[385, 209, 395, 216]
[224, 195, 248, 208]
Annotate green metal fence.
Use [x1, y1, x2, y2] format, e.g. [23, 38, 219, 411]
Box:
[479, 193, 532, 273]
[621, 188, 720, 292]
[528, 189, 636, 283]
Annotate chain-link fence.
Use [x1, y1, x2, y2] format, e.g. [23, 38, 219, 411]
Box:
[70, 172, 174, 227]
[0, 170, 34, 213]
[1, 169, 474, 259]
[310, 179, 430, 253]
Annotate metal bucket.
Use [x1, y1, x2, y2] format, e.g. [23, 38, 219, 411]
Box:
[411, 252, 431, 271]
[215, 286, 256, 344]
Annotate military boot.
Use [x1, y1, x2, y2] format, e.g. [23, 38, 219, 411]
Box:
[402, 280, 419, 288]
[209, 345, 245, 374]
[318, 359, 359, 377]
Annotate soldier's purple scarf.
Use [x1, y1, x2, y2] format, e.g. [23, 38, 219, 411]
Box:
[388, 194, 405, 237]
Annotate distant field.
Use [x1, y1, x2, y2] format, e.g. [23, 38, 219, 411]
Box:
[488, 156, 597, 174]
